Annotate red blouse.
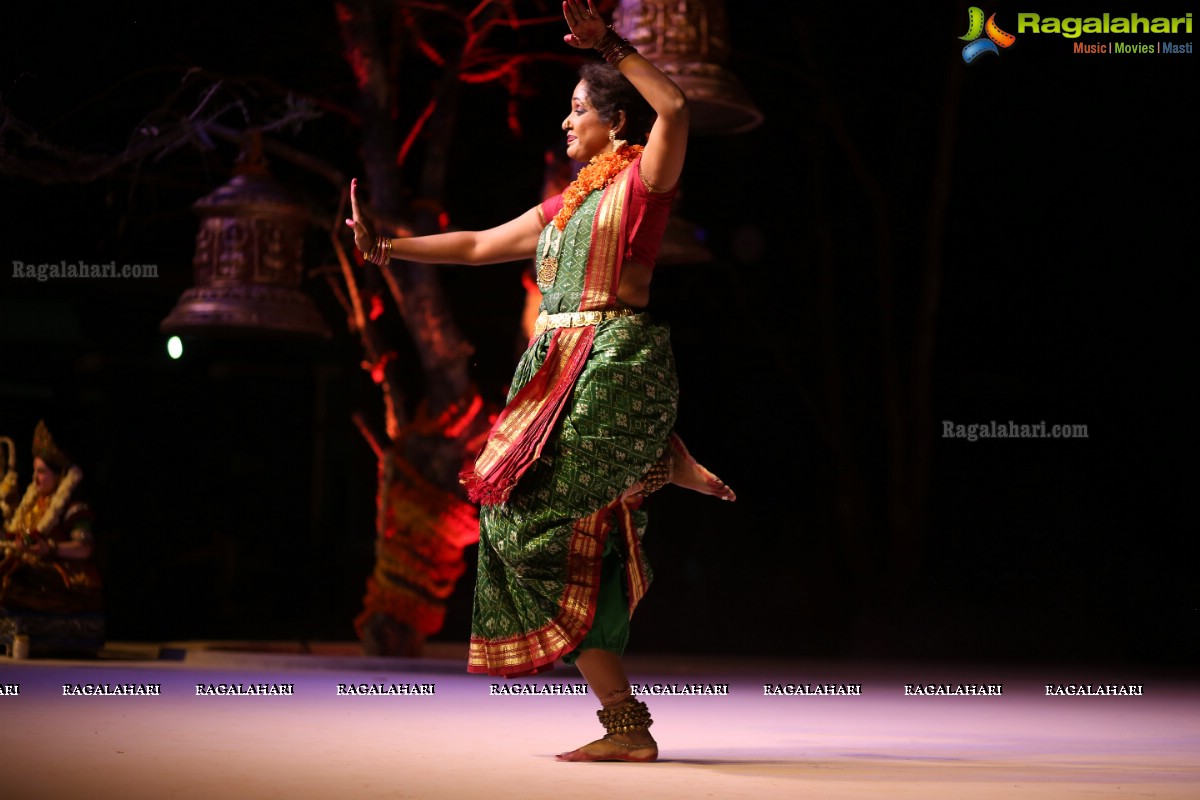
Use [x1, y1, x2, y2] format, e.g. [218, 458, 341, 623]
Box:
[538, 156, 678, 270]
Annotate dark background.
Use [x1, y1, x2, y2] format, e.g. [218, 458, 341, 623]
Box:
[1, 2, 1194, 667]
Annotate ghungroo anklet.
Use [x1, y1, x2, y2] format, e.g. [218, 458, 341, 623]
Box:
[596, 698, 653, 735]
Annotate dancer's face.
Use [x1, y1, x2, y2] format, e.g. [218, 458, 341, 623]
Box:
[33, 457, 60, 497]
[562, 81, 612, 162]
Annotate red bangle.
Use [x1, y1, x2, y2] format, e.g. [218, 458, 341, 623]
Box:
[595, 27, 637, 65]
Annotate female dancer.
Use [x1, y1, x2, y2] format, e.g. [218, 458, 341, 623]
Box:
[347, 0, 734, 762]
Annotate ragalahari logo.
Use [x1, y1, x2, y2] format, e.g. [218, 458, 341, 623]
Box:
[960, 7, 1017, 63]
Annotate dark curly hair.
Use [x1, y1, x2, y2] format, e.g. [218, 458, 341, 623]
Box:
[579, 62, 656, 146]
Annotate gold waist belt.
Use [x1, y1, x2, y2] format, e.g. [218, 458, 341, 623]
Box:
[533, 308, 636, 337]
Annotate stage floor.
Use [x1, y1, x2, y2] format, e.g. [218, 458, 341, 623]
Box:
[2, 644, 1197, 799]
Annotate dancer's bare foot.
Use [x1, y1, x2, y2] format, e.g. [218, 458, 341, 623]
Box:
[669, 433, 736, 501]
[555, 733, 658, 763]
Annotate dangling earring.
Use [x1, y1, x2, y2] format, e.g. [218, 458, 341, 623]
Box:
[608, 129, 627, 152]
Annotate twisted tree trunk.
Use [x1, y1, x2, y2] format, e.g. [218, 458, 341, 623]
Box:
[336, 0, 495, 656]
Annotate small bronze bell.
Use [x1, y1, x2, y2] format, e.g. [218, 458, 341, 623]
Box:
[160, 137, 330, 339]
[614, 0, 764, 135]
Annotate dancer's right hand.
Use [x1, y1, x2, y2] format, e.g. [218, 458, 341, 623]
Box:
[345, 178, 374, 253]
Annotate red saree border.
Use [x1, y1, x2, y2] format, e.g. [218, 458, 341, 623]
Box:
[617, 498, 650, 615]
[467, 501, 617, 676]
[461, 327, 594, 504]
[580, 164, 631, 311]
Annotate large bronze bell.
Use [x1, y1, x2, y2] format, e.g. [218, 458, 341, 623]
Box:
[614, 0, 764, 135]
[160, 140, 330, 339]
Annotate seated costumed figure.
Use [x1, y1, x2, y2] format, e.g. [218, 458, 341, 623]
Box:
[1, 421, 103, 620]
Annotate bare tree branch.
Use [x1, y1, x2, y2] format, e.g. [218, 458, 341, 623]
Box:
[0, 82, 322, 185]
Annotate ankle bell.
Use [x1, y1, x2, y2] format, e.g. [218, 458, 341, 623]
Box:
[596, 698, 653, 734]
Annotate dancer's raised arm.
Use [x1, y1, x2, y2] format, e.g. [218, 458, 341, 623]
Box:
[345, 178, 544, 267]
[562, 0, 688, 192]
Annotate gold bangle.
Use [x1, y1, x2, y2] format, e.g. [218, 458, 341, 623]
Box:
[370, 236, 392, 266]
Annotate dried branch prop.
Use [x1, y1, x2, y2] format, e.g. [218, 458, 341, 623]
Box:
[388, 0, 566, 162]
[0, 74, 323, 185]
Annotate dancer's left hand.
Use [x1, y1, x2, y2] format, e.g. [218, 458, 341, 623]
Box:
[563, 0, 607, 48]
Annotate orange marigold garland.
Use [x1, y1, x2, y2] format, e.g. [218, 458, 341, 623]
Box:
[552, 144, 644, 231]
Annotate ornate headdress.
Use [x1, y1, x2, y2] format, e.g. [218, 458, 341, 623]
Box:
[32, 420, 73, 471]
[5, 422, 84, 535]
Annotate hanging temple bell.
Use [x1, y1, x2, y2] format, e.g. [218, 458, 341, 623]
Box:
[614, 0, 764, 136]
[161, 141, 330, 339]
[610, 1, 764, 264]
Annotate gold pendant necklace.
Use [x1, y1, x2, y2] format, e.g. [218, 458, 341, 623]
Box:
[537, 225, 563, 292]
[539, 144, 642, 292]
